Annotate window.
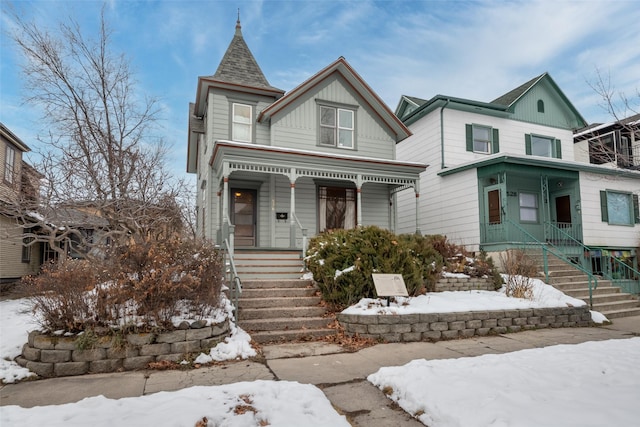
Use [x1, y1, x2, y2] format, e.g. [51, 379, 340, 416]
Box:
[318, 186, 356, 231]
[525, 134, 561, 158]
[232, 103, 252, 142]
[519, 192, 539, 222]
[588, 131, 633, 167]
[600, 190, 640, 226]
[320, 106, 354, 149]
[21, 236, 32, 263]
[4, 145, 16, 184]
[537, 99, 545, 113]
[466, 124, 499, 154]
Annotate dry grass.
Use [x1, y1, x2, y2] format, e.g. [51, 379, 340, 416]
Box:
[500, 250, 537, 300]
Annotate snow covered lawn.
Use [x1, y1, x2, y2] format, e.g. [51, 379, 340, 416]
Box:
[369, 338, 640, 427]
[343, 276, 590, 315]
[1, 380, 350, 426]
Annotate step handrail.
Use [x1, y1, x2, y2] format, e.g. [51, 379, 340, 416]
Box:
[504, 219, 598, 308]
[291, 211, 308, 261]
[545, 221, 640, 294]
[222, 238, 242, 326]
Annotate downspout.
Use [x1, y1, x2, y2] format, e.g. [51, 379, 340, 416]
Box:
[440, 99, 450, 169]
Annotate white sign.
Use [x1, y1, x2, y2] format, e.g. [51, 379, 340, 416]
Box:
[372, 274, 409, 297]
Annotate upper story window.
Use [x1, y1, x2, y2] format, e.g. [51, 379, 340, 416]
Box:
[4, 145, 16, 184]
[232, 103, 252, 142]
[466, 124, 499, 154]
[320, 105, 354, 149]
[537, 99, 545, 113]
[588, 131, 633, 168]
[525, 134, 561, 159]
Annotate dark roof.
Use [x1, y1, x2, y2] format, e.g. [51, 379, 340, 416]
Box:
[491, 73, 545, 106]
[404, 96, 428, 107]
[210, 20, 282, 92]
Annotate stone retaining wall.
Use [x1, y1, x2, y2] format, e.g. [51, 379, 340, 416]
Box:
[435, 277, 495, 292]
[338, 306, 592, 342]
[16, 320, 230, 378]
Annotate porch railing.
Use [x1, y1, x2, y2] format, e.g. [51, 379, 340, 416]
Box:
[546, 221, 640, 295]
[502, 219, 598, 308]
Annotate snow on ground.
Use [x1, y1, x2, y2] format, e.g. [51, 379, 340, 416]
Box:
[369, 338, 640, 427]
[0, 380, 350, 427]
[342, 276, 589, 315]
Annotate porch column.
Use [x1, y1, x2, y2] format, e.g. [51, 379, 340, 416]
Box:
[289, 181, 296, 247]
[356, 186, 363, 227]
[415, 182, 422, 235]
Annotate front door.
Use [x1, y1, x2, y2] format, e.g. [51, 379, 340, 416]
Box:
[555, 195, 572, 226]
[231, 188, 256, 246]
[487, 189, 501, 224]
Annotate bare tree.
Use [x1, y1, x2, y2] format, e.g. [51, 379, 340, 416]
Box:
[582, 68, 640, 168]
[6, 7, 185, 259]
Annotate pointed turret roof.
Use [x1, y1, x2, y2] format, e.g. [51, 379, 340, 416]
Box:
[210, 17, 282, 92]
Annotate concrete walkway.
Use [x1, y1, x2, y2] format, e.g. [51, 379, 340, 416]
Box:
[1, 317, 639, 426]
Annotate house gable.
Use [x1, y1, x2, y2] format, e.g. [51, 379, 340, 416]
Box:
[263, 70, 400, 159]
[492, 73, 587, 130]
[259, 57, 411, 150]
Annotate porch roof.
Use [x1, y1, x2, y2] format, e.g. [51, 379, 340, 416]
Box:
[210, 140, 427, 187]
[438, 153, 640, 179]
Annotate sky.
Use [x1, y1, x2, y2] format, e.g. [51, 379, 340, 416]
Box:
[1, 0, 639, 184]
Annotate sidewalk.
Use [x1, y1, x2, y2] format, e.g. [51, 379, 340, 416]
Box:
[1, 317, 639, 426]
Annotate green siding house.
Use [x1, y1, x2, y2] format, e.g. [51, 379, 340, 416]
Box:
[187, 20, 425, 258]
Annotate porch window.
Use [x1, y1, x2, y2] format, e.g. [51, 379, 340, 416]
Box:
[232, 103, 252, 142]
[588, 131, 633, 167]
[519, 192, 539, 222]
[4, 145, 16, 184]
[466, 124, 499, 154]
[319, 106, 354, 149]
[319, 186, 356, 231]
[525, 134, 561, 159]
[600, 190, 639, 226]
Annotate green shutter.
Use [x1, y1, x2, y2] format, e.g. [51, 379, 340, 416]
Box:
[492, 128, 500, 153]
[600, 191, 608, 222]
[466, 124, 473, 152]
[555, 139, 562, 159]
[633, 194, 639, 224]
[525, 134, 532, 155]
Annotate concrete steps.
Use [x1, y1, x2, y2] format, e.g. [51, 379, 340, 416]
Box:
[525, 251, 640, 319]
[233, 250, 305, 280]
[237, 277, 335, 344]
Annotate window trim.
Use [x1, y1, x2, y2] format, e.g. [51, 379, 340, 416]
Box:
[525, 133, 561, 159]
[231, 102, 253, 143]
[4, 145, 16, 184]
[466, 124, 499, 154]
[518, 191, 539, 223]
[317, 101, 357, 150]
[600, 190, 639, 226]
[21, 236, 32, 263]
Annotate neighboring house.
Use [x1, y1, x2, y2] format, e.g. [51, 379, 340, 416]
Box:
[394, 73, 640, 294]
[0, 123, 42, 284]
[573, 113, 640, 170]
[187, 19, 426, 253]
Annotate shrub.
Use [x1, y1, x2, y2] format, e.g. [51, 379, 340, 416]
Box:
[500, 250, 537, 299]
[21, 259, 99, 332]
[21, 238, 224, 333]
[306, 227, 442, 310]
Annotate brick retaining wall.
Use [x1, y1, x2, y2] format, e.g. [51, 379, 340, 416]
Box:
[337, 306, 592, 343]
[16, 320, 230, 378]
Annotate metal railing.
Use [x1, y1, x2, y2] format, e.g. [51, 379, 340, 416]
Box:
[503, 219, 598, 308]
[545, 221, 640, 295]
[291, 211, 308, 260]
[221, 237, 242, 327]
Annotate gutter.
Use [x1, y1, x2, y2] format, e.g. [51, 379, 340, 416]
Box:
[440, 99, 450, 169]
